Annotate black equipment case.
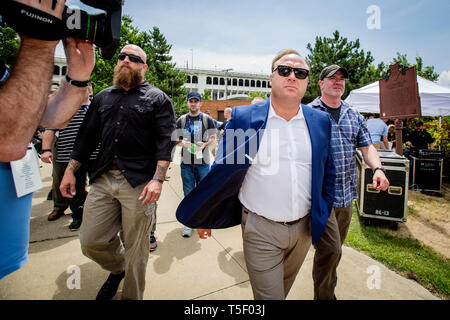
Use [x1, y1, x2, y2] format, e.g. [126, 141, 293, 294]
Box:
[408, 149, 443, 192]
[355, 150, 409, 227]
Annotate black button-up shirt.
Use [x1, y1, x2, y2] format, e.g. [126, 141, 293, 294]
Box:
[71, 81, 176, 188]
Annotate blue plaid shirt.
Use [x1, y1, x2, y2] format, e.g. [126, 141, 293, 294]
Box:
[309, 97, 372, 207]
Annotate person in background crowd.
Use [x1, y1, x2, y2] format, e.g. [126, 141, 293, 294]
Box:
[366, 113, 389, 149]
[218, 107, 232, 135]
[176, 91, 217, 238]
[41, 86, 99, 231]
[387, 124, 395, 149]
[406, 120, 435, 150]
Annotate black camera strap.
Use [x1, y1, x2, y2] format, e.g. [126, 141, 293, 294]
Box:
[0, 0, 65, 40]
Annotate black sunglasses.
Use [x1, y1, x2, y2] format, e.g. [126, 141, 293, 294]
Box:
[118, 52, 145, 64]
[273, 65, 309, 80]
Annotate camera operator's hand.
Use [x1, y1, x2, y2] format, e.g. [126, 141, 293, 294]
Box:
[39, 38, 95, 129]
[16, 0, 66, 48]
[15, 0, 66, 18]
[63, 38, 95, 82]
[0, 1, 67, 161]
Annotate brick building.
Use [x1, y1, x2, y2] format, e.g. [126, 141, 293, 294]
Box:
[200, 100, 254, 122]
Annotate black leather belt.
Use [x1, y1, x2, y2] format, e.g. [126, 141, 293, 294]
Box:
[242, 207, 306, 225]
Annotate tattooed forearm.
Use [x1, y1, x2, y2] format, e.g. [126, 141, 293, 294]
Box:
[153, 160, 170, 180]
[67, 159, 82, 173]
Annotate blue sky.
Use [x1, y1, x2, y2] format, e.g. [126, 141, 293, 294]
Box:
[74, 0, 450, 85]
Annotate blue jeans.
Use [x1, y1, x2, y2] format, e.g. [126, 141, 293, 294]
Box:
[180, 164, 210, 197]
[0, 162, 32, 279]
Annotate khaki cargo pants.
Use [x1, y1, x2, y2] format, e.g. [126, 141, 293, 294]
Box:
[80, 170, 155, 300]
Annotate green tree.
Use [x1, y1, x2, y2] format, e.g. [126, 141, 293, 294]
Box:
[247, 91, 267, 100]
[201, 89, 211, 101]
[0, 25, 20, 66]
[384, 52, 439, 81]
[305, 30, 381, 102]
[90, 16, 187, 117]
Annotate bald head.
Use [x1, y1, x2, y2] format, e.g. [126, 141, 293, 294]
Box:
[121, 44, 147, 64]
[224, 107, 232, 120]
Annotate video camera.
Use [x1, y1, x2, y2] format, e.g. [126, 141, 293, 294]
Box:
[0, 0, 123, 59]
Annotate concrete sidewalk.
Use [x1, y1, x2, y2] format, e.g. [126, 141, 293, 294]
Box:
[0, 159, 439, 300]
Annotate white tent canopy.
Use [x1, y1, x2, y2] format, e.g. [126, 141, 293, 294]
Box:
[345, 76, 450, 117]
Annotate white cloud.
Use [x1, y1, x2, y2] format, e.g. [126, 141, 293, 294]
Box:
[437, 70, 450, 88]
[171, 47, 273, 75]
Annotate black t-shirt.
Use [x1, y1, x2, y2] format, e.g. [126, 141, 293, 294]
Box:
[407, 130, 434, 149]
[321, 100, 342, 123]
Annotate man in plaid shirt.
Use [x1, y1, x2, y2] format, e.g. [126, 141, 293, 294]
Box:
[309, 65, 390, 300]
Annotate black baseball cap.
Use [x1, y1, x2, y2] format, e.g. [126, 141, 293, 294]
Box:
[187, 91, 202, 101]
[319, 64, 349, 81]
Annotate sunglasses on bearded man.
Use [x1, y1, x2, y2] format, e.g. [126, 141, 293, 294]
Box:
[117, 52, 145, 64]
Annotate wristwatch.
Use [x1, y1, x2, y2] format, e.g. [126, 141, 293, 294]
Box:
[65, 75, 90, 87]
[373, 167, 386, 174]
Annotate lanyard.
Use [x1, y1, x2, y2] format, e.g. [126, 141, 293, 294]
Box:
[187, 113, 203, 141]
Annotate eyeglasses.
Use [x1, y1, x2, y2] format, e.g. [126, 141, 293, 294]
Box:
[118, 52, 145, 64]
[273, 65, 309, 80]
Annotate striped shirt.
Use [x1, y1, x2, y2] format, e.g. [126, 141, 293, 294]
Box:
[55, 104, 99, 163]
[309, 97, 372, 208]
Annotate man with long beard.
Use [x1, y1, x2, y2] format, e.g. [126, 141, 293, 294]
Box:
[59, 44, 176, 300]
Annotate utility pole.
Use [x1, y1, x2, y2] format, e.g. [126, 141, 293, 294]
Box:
[221, 68, 233, 100]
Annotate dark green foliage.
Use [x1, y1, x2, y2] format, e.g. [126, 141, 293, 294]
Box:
[384, 52, 440, 81]
[304, 30, 383, 103]
[0, 25, 20, 66]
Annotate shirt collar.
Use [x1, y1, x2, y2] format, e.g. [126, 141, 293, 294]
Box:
[80, 101, 91, 111]
[316, 97, 350, 112]
[268, 98, 305, 121]
[111, 80, 150, 93]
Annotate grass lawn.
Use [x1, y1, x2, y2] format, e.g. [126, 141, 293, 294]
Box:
[345, 206, 450, 299]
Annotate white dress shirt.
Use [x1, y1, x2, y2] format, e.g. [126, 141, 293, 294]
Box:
[238, 102, 312, 222]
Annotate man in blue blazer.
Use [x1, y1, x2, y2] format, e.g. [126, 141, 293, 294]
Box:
[176, 49, 335, 299]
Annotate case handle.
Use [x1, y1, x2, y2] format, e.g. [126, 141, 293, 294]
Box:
[366, 185, 380, 193]
[388, 186, 402, 196]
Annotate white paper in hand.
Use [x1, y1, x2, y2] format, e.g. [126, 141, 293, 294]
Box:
[10, 143, 42, 198]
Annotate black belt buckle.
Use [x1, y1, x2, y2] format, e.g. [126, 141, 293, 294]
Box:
[283, 219, 300, 226]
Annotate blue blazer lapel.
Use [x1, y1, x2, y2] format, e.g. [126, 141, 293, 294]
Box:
[229, 99, 270, 164]
[247, 99, 270, 160]
[302, 105, 318, 162]
[250, 99, 270, 131]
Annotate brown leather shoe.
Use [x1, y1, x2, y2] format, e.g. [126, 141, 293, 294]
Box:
[47, 209, 65, 221]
